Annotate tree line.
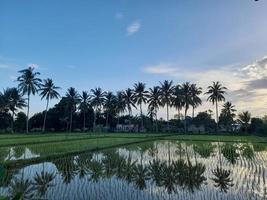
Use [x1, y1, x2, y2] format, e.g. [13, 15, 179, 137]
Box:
[0, 67, 266, 134]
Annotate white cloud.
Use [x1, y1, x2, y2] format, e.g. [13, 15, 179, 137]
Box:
[143, 55, 267, 117]
[0, 63, 10, 68]
[127, 21, 141, 36]
[28, 63, 39, 69]
[115, 12, 124, 20]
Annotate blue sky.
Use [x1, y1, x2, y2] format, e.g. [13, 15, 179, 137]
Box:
[1, 0, 267, 117]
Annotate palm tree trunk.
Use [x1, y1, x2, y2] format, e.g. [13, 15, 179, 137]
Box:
[69, 108, 73, 132]
[93, 109, 96, 132]
[178, 108, 181, 120]
[26, 93, 30, 134]
[106, 112, 109, 128]
[140, 103, 143, 131]
[192, 106, 195, 119]
[184, 106, 188, 133]
[42, 99, 49, 133]
[83, 111, 86, 132]
[216, 99, 219, 133]
[167, 103, 169, 132]
[155, 111, 158, 133]
[11, 111, 15, 133]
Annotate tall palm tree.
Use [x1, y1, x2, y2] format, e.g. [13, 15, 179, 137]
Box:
[115, 91, 126, 124]
[133, 82, 148, 130]
[205, 81, 227, 131]
[90, 87, 106, 131]
[65, 87, 80, 132]
[172, 84, 184, 120]
[190, 84, 202, 119]
[181, 82, 193, 132]
[17, 67, 42, 133]
[147, 86, 162, 132]
[79, 91, 90, 132]
[238, 111, 251, 133]
[39, 79, 60, 133]
[123, 88, 136, 118]
[3, 88, 26, 133]
[159, 80, 174, 132]
[104, 92, 116, 127]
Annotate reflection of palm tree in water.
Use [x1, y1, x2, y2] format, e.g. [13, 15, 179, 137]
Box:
[160, 141, 177, 194]
[211, 143, 234, 193]
[53, 157, 77, 184]
[182, 145, 207, 193]
[132, 148, 149, 190]
[32, 164, 56, 198]
[8, 178, 34, 200]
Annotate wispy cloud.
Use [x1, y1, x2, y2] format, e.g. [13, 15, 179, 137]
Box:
[115, 12, 124, 20]
[143, 55, 267, 116]
[0, 63, 11, 69]
[127, 21, 141, 36]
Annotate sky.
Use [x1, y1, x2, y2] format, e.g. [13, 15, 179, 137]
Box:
[1, 0, 267, 119]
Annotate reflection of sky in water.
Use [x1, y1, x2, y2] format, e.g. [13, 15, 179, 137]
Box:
[0, 141, 267, 200]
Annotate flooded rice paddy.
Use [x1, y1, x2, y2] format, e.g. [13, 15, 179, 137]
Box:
[0, 140, 267, 199]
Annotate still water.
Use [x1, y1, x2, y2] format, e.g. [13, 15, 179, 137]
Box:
[0, 140, 267, 200]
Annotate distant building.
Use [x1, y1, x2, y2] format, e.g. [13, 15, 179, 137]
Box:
[116, 124, 138, 132]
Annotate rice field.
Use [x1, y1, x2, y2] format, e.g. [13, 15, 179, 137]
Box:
[0, 134, 267, 199]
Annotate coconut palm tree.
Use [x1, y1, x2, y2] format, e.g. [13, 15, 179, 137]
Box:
[238, 111, 251, 133]
[147, 86, 162, 132]
[79, 91, 90, 132]
[3, 88, 26, 133]
[159, 80, 174, 132]
[39, 79, 60, 133]
[219, 102, 236, 132]
[172, 84, 184, 120]
[190, 84, 202, 119]
[205, 81, 227, 132]
[123, 88, 136, 118]
[17, 67, 42, 133]
[181, 82, 193, 132]
[133, 82, 148, 130]
[104, 92, 116, 127]
[65, 87, 80, 132]
[115, 91, 126, 124]
[90, 87, 106, 131]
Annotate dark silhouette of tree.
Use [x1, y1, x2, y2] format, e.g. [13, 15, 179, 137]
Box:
[159, 80, 174, 132]
[205, 81, 227, 132]
[190, 84, 202, 119]
[90, 87, 106, 131]
[115, 91, 126, 124]
[238, 111, 251, 133]
[104, 92, 116, 128]
[172, 84, 184, 120]
[79, 91, 91, 132]
[133, 82, 148, 131]
[65, 87, 80, 132]
[3, 88, 26, 133]
[39, 78, 60, 133]
[147, 86, 162, 132]
[181, 82, 193, 132]
[123, 88, 136, 125]
[17, 67, 42, 133]
[219, 102, 236, 132]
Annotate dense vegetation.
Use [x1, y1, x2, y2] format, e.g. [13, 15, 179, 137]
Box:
[0, 67, 267, 135]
